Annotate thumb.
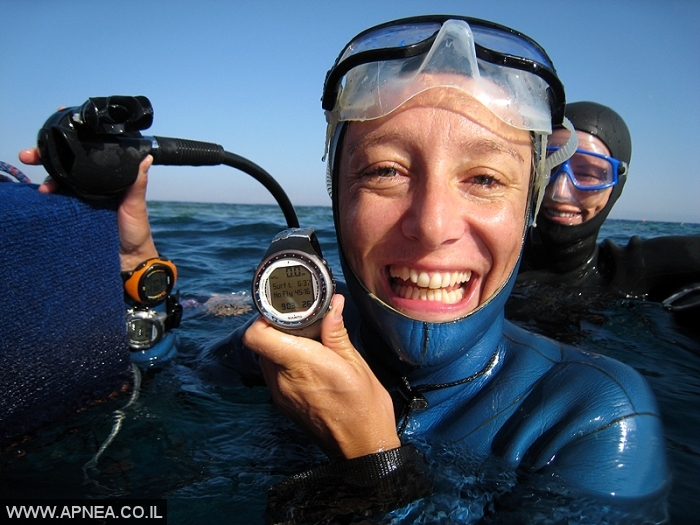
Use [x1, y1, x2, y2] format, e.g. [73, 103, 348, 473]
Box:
[19, 148, 41, 165]
[126, 155, 153, 202]
[118, 155, 158, 270]
[119, 155, 152, 225]
[320, 294, 354, 357]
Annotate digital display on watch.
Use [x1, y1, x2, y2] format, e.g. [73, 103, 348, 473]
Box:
[143, 270, 170, 298]
[268, 264, 315, 313]
[125, 308, 165, 350]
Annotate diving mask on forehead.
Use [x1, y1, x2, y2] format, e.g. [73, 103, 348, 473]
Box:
[323, 15, 565, 132]
[322, 15, 577, 221]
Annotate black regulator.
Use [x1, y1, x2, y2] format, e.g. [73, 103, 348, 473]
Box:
[37, 95, 299, 228]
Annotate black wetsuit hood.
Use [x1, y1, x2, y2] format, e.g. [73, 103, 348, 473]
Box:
[523, 101, 632, 275]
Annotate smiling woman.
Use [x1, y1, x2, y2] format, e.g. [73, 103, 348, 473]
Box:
[515, 100, 700, 334]
[226, 15, 671, 523]
[336, 89, 532, 321]
[542, 130, 616, 225]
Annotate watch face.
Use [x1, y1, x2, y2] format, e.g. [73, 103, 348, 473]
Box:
[123, 258, 177, 306]
[127, 317, 158, 343]
[254, 250, 333, 330]
[140, 264, 173, 304]
[267, 263, 315, 314]
[143, 269, 170, 301]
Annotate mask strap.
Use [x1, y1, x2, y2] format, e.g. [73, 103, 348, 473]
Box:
[532, 117, 578, 226]
[545, 117, 577, 169]
[324, 119, 345, 199]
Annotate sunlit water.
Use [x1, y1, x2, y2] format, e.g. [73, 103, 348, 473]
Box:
[1, 203, 698, 524]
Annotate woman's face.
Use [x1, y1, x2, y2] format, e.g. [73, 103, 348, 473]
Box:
[542, 129, 614, 225]
[336, 89, 532, 323]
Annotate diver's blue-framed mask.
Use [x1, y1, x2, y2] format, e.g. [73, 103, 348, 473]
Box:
[546, 147, 626, 191]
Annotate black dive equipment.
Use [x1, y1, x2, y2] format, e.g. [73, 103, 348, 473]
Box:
[253, 228, 335, 339]
[122, 257, 180, 350]
[125, 295, 182, 350]
[37, 95, 299, 228]
[126, 307, 166, 350]
[121, 256, 177, 306]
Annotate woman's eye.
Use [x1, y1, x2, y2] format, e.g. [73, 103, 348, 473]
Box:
[578, 170, 605, 182]
[362, 165, 399, 178]
[471, 174, 499, 187]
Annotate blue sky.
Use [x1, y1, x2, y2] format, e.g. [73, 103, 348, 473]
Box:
[2, 0, 699, 223]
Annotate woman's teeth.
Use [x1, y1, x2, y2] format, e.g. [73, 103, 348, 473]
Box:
[543, 204, 583, 219]
[547, 209, 580, 218]
[389, 266, 472, 304]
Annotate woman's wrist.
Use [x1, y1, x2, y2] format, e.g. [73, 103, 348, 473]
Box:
[120, 243, 159, 272]
[339, 434, 402, 460]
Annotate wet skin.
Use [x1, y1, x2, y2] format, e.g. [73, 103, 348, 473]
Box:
[336, 89, 533, 323]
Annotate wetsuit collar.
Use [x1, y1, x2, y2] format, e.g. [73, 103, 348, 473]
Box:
[340, 249, 513, 386]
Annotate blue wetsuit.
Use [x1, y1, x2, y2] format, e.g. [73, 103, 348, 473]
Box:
[212, 260, 669, 523]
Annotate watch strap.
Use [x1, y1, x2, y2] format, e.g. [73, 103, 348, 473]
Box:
[264, 227, 323, 259]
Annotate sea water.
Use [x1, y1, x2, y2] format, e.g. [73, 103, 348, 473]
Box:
[1, 202, 698, 524]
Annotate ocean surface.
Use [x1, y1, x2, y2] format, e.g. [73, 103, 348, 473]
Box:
[1, 201, 698, 524]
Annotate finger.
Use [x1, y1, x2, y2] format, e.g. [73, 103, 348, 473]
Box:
[320, 294, 354, 358]
[18, 148, 41, 165]
[117, 155, 158, 270]
[118, 155, 152, 224]
[243, 316, 316, 366]
[123, 155, 153, 204]
[37, 177, 59, 194]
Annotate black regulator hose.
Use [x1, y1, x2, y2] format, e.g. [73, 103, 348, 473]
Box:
[150, 136, 299, 228]
[37, 96, 300, 228]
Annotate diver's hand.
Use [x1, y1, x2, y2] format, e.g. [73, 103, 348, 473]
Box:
[243, 294, 401, 461]
[18, 148, 57, 193]
[116, 155, 158, 271]
[19, 149, 158, 271]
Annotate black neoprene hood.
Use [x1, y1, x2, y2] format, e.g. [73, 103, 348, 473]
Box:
[526, 101, 633, 268]
[565, 101, 632, 164]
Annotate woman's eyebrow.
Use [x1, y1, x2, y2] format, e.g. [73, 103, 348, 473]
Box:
[346, 131, 406, 158]
[346, 130, 526, 163]
[463, 138, 526, 163]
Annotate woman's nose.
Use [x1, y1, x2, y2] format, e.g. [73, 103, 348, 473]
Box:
[401, 177, 465, 250]
[548, 170, 577, 203]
